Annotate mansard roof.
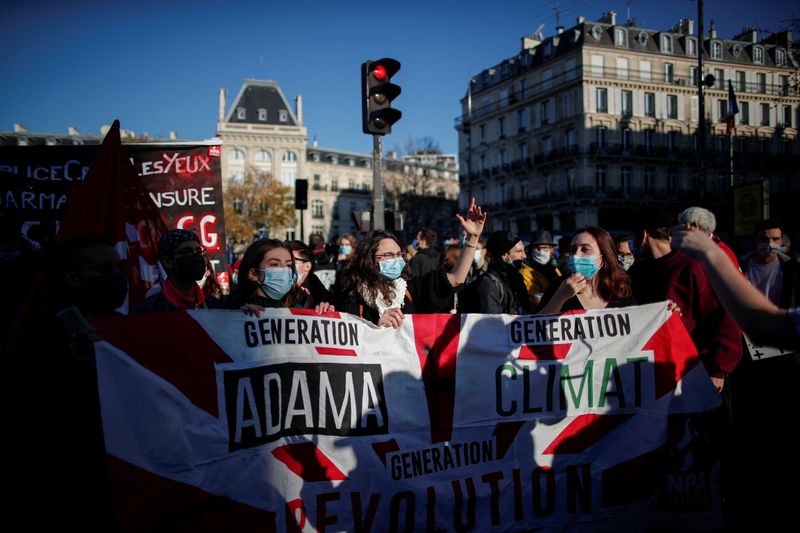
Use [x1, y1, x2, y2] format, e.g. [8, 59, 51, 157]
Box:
[226, 79, 298, 126]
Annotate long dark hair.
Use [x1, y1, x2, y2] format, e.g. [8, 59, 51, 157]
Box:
[573, 227, 632, 303]
[339, 230, 410, 304]
[227, 239, 299, 308]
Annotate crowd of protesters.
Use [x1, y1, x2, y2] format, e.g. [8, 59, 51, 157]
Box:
[2, 200, 800, 530]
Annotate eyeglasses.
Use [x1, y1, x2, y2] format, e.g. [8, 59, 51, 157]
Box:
[375, 252, 406, 261]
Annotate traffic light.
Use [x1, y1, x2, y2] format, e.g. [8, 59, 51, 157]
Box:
[294, 179, 308, 209]
[361, 58, 402, 135]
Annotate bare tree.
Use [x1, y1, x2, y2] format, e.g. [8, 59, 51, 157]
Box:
[223, 168, 295, 243]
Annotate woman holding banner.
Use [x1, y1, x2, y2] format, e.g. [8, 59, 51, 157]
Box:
[226, 238, 332, 314]
[336, 198, 486, 327]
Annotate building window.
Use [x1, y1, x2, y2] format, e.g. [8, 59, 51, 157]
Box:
[686, 38, 697, 56]
[279, 110, 288, 122]
[664, 63, 674, 84]
[498, 149, 506, 166]
[540, 100, 550, 124]
[236, 107, 246, 120]
[757, 73, 767, 93]
[229, 148, 245, 162]
[644, 167, 655, 193]
[736, 71, 746, 92]
[520, 78, 527, 99]
[740, 102, 749, 125]
[313, 174, 321, 190]
[782, 105, 792, 128]
[661, 34, 673, 54]
[596, 127, 607, 149]
[616, 57, 629, 80]
[753, 46, 763, 64]
[258, 108, 267, 121]
[759, 138, 769, 155]
[596, 88, 608, 113]
[718, 99, 728, 122]
[621, 90, 633, 116]
[667, 169, 677, 194]
[519, 142, 528, 161]
[667, 95, 678, 119]
[615, 28, 628, 47]
[668, 131, 678, 153]
[541, 137, 552, 155]
[637, 31, 648, 45]
[282, 151, 297, 162]
[518, 109, 527, 132]
[621, 166, 632, 192]
[622, 128, 632, 151]
[498, 117, 505, 137]
[562, 90, 575, 116]
[760, 103, 770, 126]
[776, 49, 786, 67]
[311, 199, 324, 219]
[564, 128, 575, 151]
[689, 66, 698, 85]
[715, 68, 725, 90]
[480, 124, 486, 141]
[591, 54, 603, 77]
[595, 165, 607, 192]
[479, 155, 486, 172]
[331, 178, 338, 191]
[639, 60, 652, 81]
[645, 92, 656, 117]
[645, 130, 655, 152]
[255, 149, 271, 162]
[591, 25, 603, 41]
[710, 41, 722, 60]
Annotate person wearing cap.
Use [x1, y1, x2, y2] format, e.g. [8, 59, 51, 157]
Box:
[132, 229, 222, 313]
[521, 229, 562, 308]
[477, 230, 531, 315]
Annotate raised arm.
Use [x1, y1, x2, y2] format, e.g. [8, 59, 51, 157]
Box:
[446, 198, 487, 287]
[671, 226, 795, 349]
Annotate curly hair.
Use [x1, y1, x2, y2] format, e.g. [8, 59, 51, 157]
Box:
[227, 239, 299, 308]
[573, 227, 632, 304]
[339, 230, 411, 304]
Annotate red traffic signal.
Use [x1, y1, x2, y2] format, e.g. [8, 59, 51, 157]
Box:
[361, 58, 402, 135]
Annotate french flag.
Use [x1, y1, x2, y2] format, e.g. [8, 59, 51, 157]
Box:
[727, 80, 740, 135]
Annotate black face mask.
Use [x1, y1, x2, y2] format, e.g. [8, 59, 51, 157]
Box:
[80, 271, 128, 315]
[174, 253, 207, 281]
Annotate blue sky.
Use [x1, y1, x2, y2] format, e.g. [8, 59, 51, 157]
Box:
[1, 0, 795, 156]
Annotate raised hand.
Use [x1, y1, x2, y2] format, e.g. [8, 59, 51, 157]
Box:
[455, 197, 487, 240]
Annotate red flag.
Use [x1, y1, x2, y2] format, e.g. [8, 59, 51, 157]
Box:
[58, 120, 168, 311]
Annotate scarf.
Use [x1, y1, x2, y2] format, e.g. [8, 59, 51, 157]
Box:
[358, 278, 407, 318]
[161, 278, 206, 310]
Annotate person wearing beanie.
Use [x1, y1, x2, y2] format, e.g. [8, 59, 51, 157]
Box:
[477, 230, 531, 314]
[132, 229, 222, 313]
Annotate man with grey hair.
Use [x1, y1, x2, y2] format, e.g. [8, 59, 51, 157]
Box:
[678, 206, 739, 268]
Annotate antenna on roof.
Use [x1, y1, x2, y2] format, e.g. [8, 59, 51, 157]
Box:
[626, 0, 633, 23]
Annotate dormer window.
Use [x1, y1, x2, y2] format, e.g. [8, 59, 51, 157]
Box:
[661, 34, 673, 53]
[591, 25, 603, 41]
[776, 49, 786, 67]
[686, 37, 697, 56]
[732, 44, 742, 58]
[278, 110, 288, 122]
[753, 46, 763, 64]
[637, 31, 648, 46]
[710, 41, 722, 60]
[236, 107, 246, 120]
[258, 108, 267, 121]
[615, 28, 628, 47]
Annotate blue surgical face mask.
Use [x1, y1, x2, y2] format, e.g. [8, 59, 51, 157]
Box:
[379, 258, 406, 280]
[259, 266, 294, 300]
[569, 255, 600, 280]
[339, 244, 352, 256]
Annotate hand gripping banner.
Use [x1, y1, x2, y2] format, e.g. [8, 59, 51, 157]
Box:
[90, 303, 723, 531]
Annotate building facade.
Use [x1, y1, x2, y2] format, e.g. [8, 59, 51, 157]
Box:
[218, 79, 460, 243]
[456, 11, 800, 240]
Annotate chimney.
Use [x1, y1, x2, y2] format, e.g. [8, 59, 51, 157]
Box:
[577, 16, 585, 24]
[709, 20, 717, 39]
[762, 30, 793, 49]
[600, 11, 617, 25]
[556, 26, 564, 34]
[169, 131, 177, 140]
[67, 126, 80, 135]
[218, 88, 226, 122]
[13, 123, 27, 133]
[295, 95, 303, 124]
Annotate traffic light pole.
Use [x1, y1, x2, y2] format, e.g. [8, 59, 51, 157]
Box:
[697, 0, 706, 202]
[372, 134, 385, 231]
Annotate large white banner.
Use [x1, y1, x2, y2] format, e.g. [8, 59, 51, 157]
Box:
[91, 303, 723, 531]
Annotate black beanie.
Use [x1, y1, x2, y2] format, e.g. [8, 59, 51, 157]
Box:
[486, 230, 520, 258]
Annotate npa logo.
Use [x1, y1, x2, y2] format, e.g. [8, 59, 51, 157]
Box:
[208, 145, 221, 158]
